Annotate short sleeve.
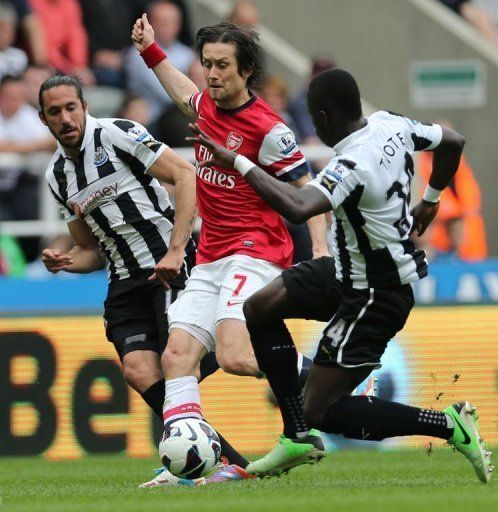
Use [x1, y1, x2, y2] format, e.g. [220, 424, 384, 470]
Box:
[189, 92, 203, 114]
[58, 204, 78, 222]
[307, 159, 363, 210]
[110, 119, 166, 172]
[48, 185, 77, 222]
[405, 117, 443, 151]
[257, 123, 308, 182]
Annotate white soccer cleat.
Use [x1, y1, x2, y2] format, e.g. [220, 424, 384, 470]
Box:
[138, 467, 206, 488]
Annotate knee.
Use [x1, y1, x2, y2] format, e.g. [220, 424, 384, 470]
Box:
[161, 340, 196, 376]
[244, 278, 288, 325]
[122, 363, 152, 393]
[243, 288, 276, 325]
[217, 350, 258, 377]
[243, 294, 274, 325]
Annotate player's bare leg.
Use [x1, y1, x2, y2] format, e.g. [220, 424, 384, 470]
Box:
[155, 327, 252, 484]
[160, 327, 207, 429]
[161, 328, 207, 380]
[215, 319, 260, 377]
[122, 350, 163, 394]
[303, 364, 372, 427]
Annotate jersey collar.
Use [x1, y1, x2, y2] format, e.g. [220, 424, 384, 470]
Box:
[333, 118, 370, 154]
[215, 91, 257, 114]
[56, 114, 97, 158]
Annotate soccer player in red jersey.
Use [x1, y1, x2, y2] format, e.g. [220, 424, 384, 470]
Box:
[132, 16, 329, 481]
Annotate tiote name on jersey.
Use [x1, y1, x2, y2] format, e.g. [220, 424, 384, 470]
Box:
[309, 110, 443, 289]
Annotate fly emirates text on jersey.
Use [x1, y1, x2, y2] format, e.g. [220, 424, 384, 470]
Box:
[196, 145, 236, 189]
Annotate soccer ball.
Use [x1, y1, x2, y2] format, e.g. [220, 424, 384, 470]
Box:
[159, 418, 221, 479]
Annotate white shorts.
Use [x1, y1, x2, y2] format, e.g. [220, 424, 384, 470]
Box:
[168, 254, 282, 352]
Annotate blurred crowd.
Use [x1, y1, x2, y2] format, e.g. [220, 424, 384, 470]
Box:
[0, 0, 491, 275]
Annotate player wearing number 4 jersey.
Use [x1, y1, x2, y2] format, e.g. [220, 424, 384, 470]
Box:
[131, 18, 332, 484]
[187, 69, 493, 483]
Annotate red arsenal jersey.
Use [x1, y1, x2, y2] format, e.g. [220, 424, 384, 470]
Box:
[189, 91, 309, 268]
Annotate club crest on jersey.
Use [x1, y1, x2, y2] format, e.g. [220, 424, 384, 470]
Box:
[226, 131, 243, 151]
[277, 131, 297, 156]
[94, 146, 109, 166]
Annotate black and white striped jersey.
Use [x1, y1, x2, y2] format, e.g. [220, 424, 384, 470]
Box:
[308, 110, 443, 289]
[45, 114, 190, 281]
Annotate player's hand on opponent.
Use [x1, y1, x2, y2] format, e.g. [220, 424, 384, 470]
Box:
[131, 13, 155, 52]
[187, 123, 237, 169]
[410, 200, 440, 236]
[149, 249, 184, 288]
[41, 248, 73, 273]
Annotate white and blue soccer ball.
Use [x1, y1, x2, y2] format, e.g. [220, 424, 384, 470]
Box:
[159, 418, 221, 479]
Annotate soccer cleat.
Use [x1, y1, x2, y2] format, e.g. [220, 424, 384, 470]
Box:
[138, 467, 206, 488]
[246, 429, 325, 477]
[205, 464, 254, 484]
[443, 401, 493, 483]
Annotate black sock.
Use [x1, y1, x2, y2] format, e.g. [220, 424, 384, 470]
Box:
[215, 430, 249, 468]
[141, 379, 165, 420]
[321, 396, 453, 441]
[247, 319, 308, 438]
[199, 351, 219, 382]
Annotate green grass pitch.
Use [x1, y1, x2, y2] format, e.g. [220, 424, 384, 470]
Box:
[1, 449, 496, 512]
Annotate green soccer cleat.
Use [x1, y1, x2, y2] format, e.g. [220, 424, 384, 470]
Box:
[444, 401, 493, 483]
[246, 429, 325, 477]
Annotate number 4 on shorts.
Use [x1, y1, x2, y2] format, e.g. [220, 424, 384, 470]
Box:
[325, 319, 347, 347]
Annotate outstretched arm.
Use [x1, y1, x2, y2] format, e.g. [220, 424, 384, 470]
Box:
[187, 123, 331, 225]
[131, 13, 199, 119]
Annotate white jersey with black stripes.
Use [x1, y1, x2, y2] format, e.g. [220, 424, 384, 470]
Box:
[45, 114, 184, 281]
[308, 110, 443, 289]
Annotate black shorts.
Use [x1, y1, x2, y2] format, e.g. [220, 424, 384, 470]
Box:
[103, 276, 180, 360]
[282, 257, 341, 322]
[282, 257, 414, 368]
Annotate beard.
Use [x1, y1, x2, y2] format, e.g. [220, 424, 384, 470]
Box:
[47, 120, 85, 150]
[59, 135, 84, 148]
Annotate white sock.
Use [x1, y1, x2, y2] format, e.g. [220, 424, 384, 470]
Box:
[163, 376, 202, 427]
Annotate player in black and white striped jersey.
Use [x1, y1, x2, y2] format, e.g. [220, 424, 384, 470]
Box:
[187, 69, 493, 483]
[45, 109, 191, 283]
[39, 76, 246, 485]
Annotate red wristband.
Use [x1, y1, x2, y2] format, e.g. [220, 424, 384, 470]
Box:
[140, 41, 167, 68]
